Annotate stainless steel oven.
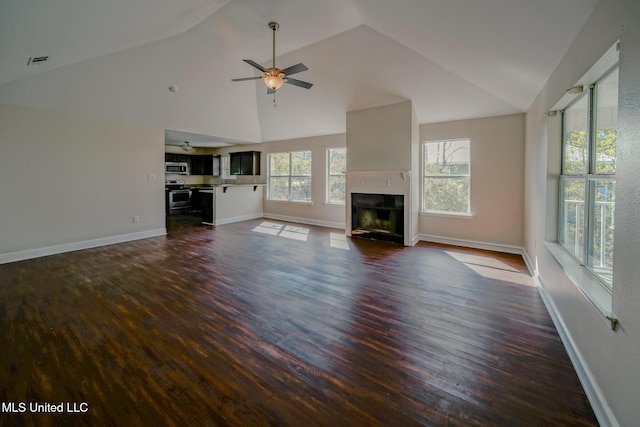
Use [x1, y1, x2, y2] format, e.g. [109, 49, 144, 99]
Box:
[166, 180, 190, 214]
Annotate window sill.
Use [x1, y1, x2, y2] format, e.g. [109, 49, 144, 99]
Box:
[324, 202, 345, 207]
[265, 199, 313, 206]
[544, 241, 613, 317]
[420, 211, 474, 219]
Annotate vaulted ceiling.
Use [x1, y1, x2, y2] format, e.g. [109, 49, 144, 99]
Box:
[0, 0, 599, 146]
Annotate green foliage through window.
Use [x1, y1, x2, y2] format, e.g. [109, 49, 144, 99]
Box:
[327, 148, 346, 204]
[422, 139, 470, 214]
[559, 66, 618, 288]
[268, 151, 312, 202]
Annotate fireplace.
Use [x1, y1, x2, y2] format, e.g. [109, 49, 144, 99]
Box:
[351, 193, 404, 244]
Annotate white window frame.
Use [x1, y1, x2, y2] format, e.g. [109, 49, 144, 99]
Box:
[559, 65, 618, 292]
[267, 150, 312, 203]
[326, 147, 346, 205]
[421, 138, 471, 216]
[545, 41, 619, 320]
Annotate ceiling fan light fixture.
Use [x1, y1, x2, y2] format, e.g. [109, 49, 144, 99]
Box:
[231, 21, 312, 94]
[263, 70, 286, 90]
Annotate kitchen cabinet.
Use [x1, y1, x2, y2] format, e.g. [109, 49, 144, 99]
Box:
[190, 188, 201, 212]
[230, 151, 260, 175]
[190, 156, 204, 175]
[200, 191, 215, 225]
[165, 153, 189, 163]
[187, 155, 221, 176]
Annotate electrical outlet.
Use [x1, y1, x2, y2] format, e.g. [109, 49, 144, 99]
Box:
[133, 216, 139, 223]
[148, 174, 156, 181]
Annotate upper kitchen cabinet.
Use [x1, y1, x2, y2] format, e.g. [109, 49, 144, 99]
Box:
[190, 155, 220, 176]
[165, 153, 190, 163]
[190, 155, 204, 175]
[230, 151, 260, 175]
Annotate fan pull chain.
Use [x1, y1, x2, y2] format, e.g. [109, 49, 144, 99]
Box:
[273, 91, 277, 108]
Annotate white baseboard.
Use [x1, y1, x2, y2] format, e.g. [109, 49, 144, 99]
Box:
[521, 248, 537, 277]
[262, 213, 345, 230]
[537, 279, 619, 427]
[0, 228, 166, 265]
[215, 213, 264, 226]
[417, 233, 524, 255]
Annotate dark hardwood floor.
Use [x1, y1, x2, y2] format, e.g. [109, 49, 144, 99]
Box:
[0, 215, 597, 426]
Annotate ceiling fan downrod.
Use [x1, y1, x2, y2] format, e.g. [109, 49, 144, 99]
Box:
[269, 22, 279, 69]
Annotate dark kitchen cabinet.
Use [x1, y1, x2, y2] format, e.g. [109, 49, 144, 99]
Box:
[190, 188, 201, 212]
[188, 155, 221, 176]
[190, 156, 205, 175]
[200, 191, 214, 225]
[229, 153, 241, 175]
[230, 151, 260, 175]
[165, 153, 189, 163]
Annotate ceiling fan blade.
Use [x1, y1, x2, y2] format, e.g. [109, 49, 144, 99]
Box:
[243, 59, 266, 72]
[285, 77, 313, 89]
[231, 76, 262, 82]
[267, 88, 276, 95]
[280, 63, 308, 76]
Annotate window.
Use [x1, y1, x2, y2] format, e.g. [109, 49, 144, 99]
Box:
[327, 148, 346, 204]
[422, 139, 470, 214]
[267, 151, 312, 202]
[559, 66, 618, 288]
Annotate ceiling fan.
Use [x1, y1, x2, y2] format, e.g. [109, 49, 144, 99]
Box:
[231, 22, 313, 94]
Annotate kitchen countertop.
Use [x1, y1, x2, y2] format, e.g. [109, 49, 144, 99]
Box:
[186, 183, 265, 189]
[185, 185, 214, 190]
[215, 183, 265, 187]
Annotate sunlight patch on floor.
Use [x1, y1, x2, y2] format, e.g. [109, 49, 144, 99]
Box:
[252, 222, 283, 235]
[444, 250, 533, 286]
[280, 225, 310, 241]
[445, 251, 518, 272]
[252, 222, 309, 241]
[464, 263, 535, 286]
[251, 222, 351, 248]
[329, 233, 350, 251]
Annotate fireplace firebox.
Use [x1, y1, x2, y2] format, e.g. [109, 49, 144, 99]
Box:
[351, 193, 404, 244]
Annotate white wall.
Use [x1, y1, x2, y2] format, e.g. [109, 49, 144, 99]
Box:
[215, 185, 263, 225]
[0, 103, 166, 261]
[524, 0, 640, 425]
[411, 104, 420, 242]
[0, 25, 263, 144]
[420, 113, 525, 249]
[346, 101, 413, 172]
[219, 134, 346, 229]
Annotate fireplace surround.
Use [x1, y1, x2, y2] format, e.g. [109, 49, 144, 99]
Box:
[351, 193, 404, 243]
[345, 170, 414, 246]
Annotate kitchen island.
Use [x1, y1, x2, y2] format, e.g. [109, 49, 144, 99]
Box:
[199, 184, 264, 226]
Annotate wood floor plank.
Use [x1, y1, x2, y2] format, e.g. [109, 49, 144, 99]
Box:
[0, 215, 597, 426]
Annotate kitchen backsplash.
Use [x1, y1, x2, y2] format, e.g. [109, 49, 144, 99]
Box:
[164, 173, 205, 185]
[164, 173, 263, 185]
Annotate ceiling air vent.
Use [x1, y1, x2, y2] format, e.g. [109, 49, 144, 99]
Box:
[27, 56, 49, 65]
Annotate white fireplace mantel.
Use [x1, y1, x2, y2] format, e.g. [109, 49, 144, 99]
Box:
[345, 170, 411, 192]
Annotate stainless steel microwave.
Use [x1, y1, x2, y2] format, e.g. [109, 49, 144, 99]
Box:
[165, 162, 188, 175]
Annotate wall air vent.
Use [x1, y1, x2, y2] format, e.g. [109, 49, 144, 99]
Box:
[27, 56, 49, 65]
